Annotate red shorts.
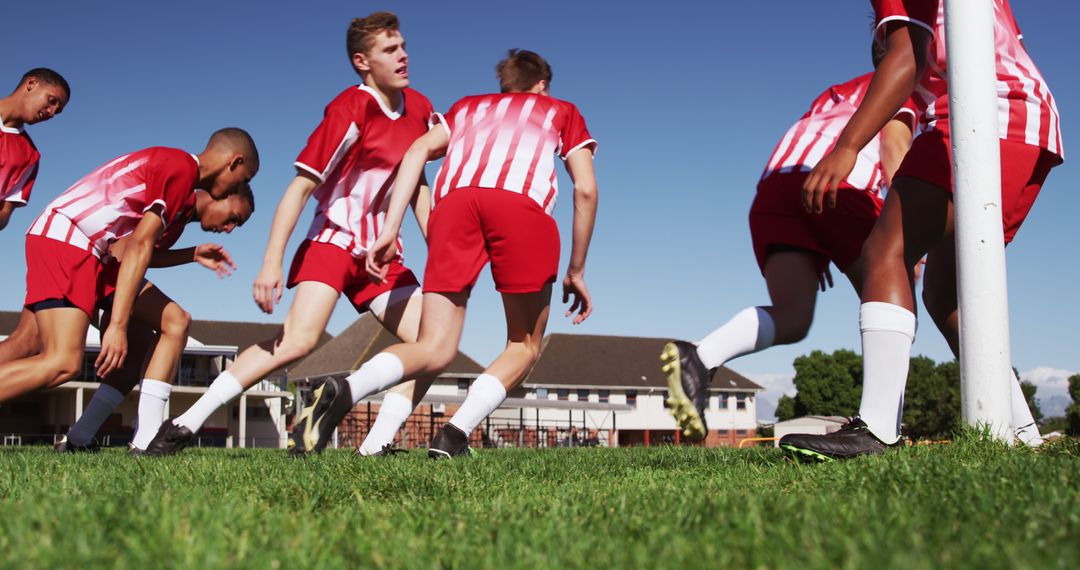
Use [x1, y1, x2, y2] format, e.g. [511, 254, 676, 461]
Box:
[425, 187, 560, 294]
[894, 128, 1059, 244]
[748, 172, 882, 273]
[287, 240, 419, 314]
[24, 235, 104, 317]
[96, 261, 151, 304]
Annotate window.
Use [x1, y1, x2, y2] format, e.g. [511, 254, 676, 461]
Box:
[718, 393, 729, 409]
[535, 387, 549, 399]
[736, 394, 747, 410]
[735, 429, 747, 436]
[599, 390, 610, 403]
[626, 390, 638, 407]
[457, 380, 469, 396]
[577, 389, 589, 401]
[662, 391, 670, 408]
[556, 389, 569, 401]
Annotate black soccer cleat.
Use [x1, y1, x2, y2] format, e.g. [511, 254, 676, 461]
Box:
[145, 420, 195, 456]
[292, 376, 353, 454]
[779, 417, 893, 462]
[54, 436, 100, 453]
[128, 444, 151, 457]
[660, 340, 711, 442]
[354, 442, 408, 457]
[428, 424, 473, 459]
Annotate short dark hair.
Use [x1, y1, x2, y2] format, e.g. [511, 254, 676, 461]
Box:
[496, 50, 552, 93]
[20, 68, 71, 100]
[347, 12, 400, 58]
[208, 127, 260, 172]
[235, 181, 255, 216]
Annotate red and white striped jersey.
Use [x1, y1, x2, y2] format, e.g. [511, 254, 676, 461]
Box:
[1, 119, 39, 205]
[872, 0, 1064, 159]
[762, 73, 919, 193]
[294, 85, 433, 259]
[27, 147, 199, 259]
[431, 93, 596, 216]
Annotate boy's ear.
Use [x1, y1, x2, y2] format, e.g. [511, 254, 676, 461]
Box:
[229, 154, 245, 171]
[352, 52, 370, 73]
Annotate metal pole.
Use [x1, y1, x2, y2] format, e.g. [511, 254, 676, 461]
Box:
[944, 0, 1014, 441]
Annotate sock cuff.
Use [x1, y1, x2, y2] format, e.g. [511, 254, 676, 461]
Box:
[860, 302, 916, 338]
[369, 352, 405, 381]
[752, 307, 776, 349]
[139, 379, 173, 400]
[380, 391, 414, 418]
[95, 384, 126, 405]
[208, 371, 244, 405]
[473, 374, 507, 401]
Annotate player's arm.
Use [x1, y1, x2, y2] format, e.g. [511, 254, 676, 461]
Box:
[96, 210, 165, 377]
[411, 172, 432, 241]
[367, 128, 449, 280]
[879, 114, 915, 189]
[252, 171, 320, 313]
[151, 245, 237, 277]
[0, 201, 18, 231]
[562, 149, 598, 325]
[804, 22, 931, 213]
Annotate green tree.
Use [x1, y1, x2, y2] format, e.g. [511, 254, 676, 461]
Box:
[1066, 374, 1080, 436]
[787, 349, 863, 418]
[903, 358, 962, 440]
[1019, 380, 1042, 423]
[775, 395, 797, 422]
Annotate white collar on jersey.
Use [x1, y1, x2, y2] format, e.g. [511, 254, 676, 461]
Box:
[189, 153, 200, 167]
[0, 114, 24, 134]
[357, 84, 404, 120]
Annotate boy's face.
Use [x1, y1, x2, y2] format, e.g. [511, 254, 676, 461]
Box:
[199, 194, 252, 234]
[354, 30, 409, 91]
[206, 159, 256, 200]
[21, 79, 68, 124]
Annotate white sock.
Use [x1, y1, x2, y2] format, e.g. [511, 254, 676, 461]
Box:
[857, 302, 917, 444]
[131, 379, 173, 450]
[695, 307, 776, 369]
[1010, 371, 1043, 447]
[175, 371, 244, 432]
[449, 374, 507, 435]
[67, 384, 125, 446]
[358, 392, 414, 455]
[346, 352, 405, 404]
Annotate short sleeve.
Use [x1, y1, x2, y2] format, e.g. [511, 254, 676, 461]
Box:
[145, 151, 198, 228]
[893, 96, 921, 128]
[295, 91, 363, 183]
[558, 103, 597, 160]
[873, 0, 938, 43]
[4, 159, 38, 205]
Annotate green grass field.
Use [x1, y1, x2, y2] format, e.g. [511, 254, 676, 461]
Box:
[0, 436, 1076, 569]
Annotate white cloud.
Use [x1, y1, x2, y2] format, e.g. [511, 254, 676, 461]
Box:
[1020, 367, 1077, 417]
[742, 372, 796, 423]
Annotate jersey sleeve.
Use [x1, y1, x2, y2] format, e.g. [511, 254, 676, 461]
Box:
[893, 96, 920, 128]
[145, 152, 197, 228]
[558, 103, 597, 160]
[3, 158, 38, 205]
[873, 0, 938, 43]
[432, 98, 467, 140]
[294, 92, 363, 183]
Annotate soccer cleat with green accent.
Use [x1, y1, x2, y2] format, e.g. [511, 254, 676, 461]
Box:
[779, 417, 892, 462]
[660, 340, 711, 442]
[291, 376, 353, 454]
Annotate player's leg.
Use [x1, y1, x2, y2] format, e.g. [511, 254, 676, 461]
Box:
[922, 240, 1043, 446]
[430, 287, 552, 458]
[147, 282, 339, 455]
[0, 306, 90, 403]
[357, 290, 434, 456]
[295, 290, 469, 453]
[0, 309, 41, 364]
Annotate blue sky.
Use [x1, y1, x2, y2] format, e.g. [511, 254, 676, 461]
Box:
[3, 1, 1077, 408]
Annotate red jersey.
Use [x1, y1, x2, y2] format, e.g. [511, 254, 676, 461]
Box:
[27, 147, 199, 259]
[872, 0, 1063, 159]
[763, 73, 919, 194]
[431, 93, 596, 216]
[0, 119, 40, 205]
[294, 85, 434, 259]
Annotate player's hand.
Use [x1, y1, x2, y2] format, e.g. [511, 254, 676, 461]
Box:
[195, 243, 237, 278]
[95, 325, 128, 378]
[818, 266, 834, 292]
[365, 233, 399, 284]
[253, 263, 284, 314]
[562, 272, 593, 325]
[803, 146, 858, 213]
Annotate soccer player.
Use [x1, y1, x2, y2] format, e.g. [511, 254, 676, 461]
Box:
[0, 68, 69, 232]
[287, 49, 599, 459]
[54, 188, 254, 453]
[146, 12, 436, 456]
[0, 130, 258, 411]
[661, 63, 918, 442]
[783, 0, 1062, 460]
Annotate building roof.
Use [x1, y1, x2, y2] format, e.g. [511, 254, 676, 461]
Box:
[287, 313, 484, 381]
[524, 333, 763, 392]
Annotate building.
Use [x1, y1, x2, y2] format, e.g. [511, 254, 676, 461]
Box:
[0, 311, 329, 448]
[772, 415, 848, 447]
